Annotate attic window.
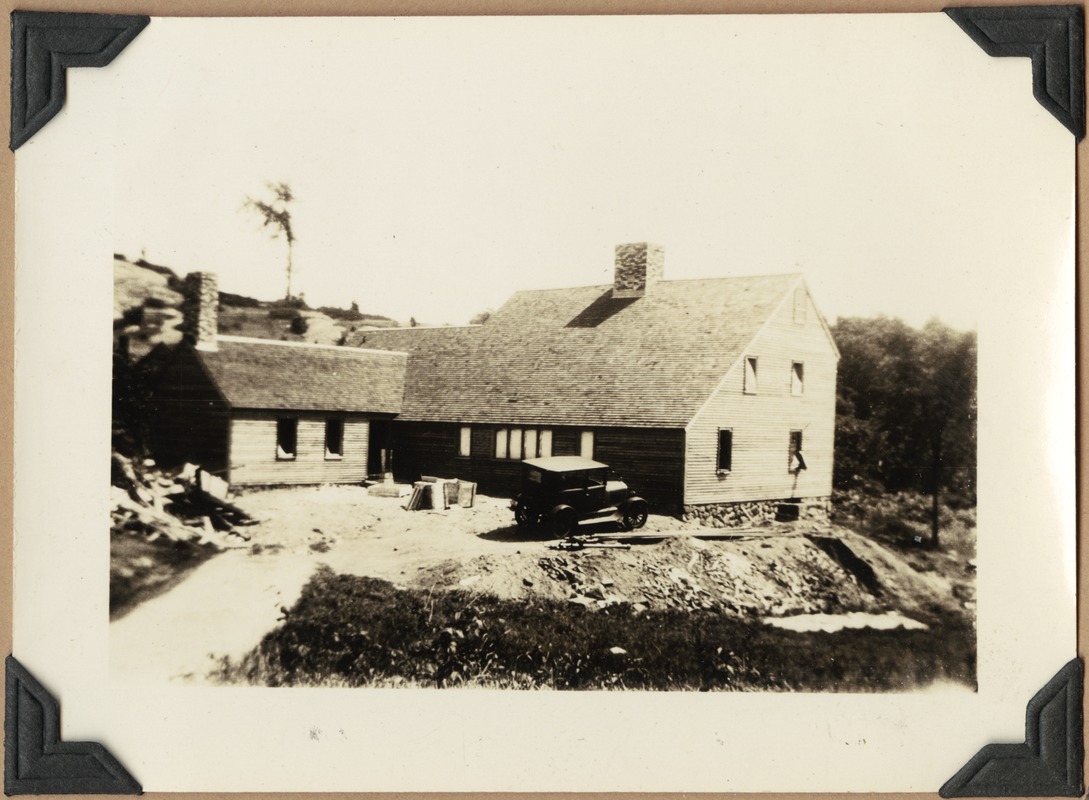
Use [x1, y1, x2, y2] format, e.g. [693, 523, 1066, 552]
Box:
[744, 357, 758, 394]
[791, 362, 804, 396]
[793, 288, 807, 323]
[325, 419, 344, 460]
[276, 418, 297, 460]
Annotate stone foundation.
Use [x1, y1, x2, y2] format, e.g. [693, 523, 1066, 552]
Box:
[683, 497, 831, 528]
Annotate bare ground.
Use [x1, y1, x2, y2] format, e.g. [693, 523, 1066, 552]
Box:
[109, 484, 975, 684]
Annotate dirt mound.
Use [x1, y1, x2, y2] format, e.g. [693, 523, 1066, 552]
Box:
[410, 532, 905, 617]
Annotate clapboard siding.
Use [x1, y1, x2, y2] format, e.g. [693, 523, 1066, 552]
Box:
[590, 427, 685, 511]
[390, 421, 526, 497]
[685, 286, 837, 505]
[147, 346, 230, 472]
[148, 404, 230, 474]
[390, 421, 684, 510]
[230, 410, 370, 486]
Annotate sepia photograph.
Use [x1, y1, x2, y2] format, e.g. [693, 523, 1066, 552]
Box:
[106, 15, 980, 693]
[10, 8, 1076, 793]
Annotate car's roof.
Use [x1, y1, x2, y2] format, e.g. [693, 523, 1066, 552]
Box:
[523, 455, 608, 472]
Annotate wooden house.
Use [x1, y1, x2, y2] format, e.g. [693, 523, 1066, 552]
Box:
[144, 273, 406, 488]
[356, 243, 840, 520]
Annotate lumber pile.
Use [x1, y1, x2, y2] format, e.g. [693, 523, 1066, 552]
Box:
[403, 477, 477, 511]
[110, 452, 254, 549]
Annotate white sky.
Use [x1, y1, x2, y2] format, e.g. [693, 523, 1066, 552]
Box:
[111, 15, 1069, 329]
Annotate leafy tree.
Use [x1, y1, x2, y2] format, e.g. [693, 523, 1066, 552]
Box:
[244, 181, 296, 300]
[409, 316, 418, 328]
[914, 320, 977, 546]
[832, 316, 976, 547]
[469, 309, 493, 325]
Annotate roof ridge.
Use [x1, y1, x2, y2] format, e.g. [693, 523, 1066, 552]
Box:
[657, 271, 804, 284]
[215, 335, 407, 357]
[507, 272, 803, 295]
[363, 324, 483, 333]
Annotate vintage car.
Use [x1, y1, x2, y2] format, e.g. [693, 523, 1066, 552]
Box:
[511, 455, 649, 536]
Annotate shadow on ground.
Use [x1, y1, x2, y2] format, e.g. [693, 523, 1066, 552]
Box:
[110, 533, 221, 620]
[476, 519, 626, 542]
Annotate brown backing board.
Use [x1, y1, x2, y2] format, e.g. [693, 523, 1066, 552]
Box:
[2, 1, 1085, 798]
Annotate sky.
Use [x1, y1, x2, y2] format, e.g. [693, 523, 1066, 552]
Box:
[110, 15, 1069, 330]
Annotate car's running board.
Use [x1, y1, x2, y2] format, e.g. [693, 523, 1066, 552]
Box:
[577, 509, 621, 525]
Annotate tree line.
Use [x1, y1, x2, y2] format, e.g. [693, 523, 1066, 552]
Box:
[832, 316, 976, 546]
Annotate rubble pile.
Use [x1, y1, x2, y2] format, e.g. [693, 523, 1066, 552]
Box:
[111, 451, 255, 549]
[525, 534, 878, 616]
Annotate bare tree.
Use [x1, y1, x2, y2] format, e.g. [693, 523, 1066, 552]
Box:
[244, 182, 296, 300]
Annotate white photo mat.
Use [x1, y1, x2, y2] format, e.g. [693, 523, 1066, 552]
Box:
[12, 13, 1076, 792]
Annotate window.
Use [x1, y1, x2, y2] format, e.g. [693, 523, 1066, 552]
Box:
[791, 362, 805, 396]
[789, 430, 807, 472]
[717, 429, 733, 473]
[276, 418, 297, 460]
[458, 426, 471, 457]
[495, 427, 553, 459]
[793, 288, 807, 323]
[744, 356, 758, 394]
[579, 430, 595, 459]
[324, 419, 344, 460]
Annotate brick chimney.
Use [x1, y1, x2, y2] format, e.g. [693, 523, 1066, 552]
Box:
[181, 271, 219, 351]
[613, 242, 664, 298]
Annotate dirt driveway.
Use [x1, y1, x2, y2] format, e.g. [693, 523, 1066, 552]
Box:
[110, 486, 651, 683]
[110, 485, 973, 684]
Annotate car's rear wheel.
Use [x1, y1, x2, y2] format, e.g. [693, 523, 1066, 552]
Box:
[551, 506, 578, 537]
[620, 500, 648, 531]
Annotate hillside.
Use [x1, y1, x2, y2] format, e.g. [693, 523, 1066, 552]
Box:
[112, 255, 401, 358]
[113, 257, 185, 358]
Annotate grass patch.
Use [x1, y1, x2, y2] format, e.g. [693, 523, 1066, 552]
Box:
[833, 490, 976, 559]
[212, 567, 976, 691]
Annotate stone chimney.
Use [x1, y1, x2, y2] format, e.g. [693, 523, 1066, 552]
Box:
[613, 242, 664, 298]
[181, 271, 219, 351]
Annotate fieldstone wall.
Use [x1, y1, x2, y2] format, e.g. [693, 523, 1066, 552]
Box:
[683, 496, 831, 528]
[613, 242, 664, 297]
[181, 271, 218, 351]
[799, 497, 831, 524]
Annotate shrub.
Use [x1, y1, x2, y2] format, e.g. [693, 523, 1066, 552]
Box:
[318, 306, 364, 321]
[212, 569, 976, 692]
[219, 291, 262, 308]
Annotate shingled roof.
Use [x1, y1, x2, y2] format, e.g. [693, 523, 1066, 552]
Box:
[355, 273, 805, 428]
[195, 336, 406, 413]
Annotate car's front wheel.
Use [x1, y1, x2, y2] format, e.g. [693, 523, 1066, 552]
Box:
[620, 499, 648, 531]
